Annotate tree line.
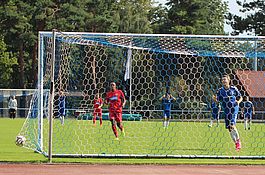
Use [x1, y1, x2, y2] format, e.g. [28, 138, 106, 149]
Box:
[0, 0, 264, 89]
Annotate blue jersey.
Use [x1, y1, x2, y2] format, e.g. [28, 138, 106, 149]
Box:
[217, 86, 241, 114]
[241, 101, 253, 115]
[211, 101, 220, 115]
[162, 98, 174, 111]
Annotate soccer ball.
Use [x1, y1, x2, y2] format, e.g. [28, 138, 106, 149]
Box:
[15, 135, 26, 146]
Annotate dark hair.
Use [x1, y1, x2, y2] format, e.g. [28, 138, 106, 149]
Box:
[222, 74, 230, 79]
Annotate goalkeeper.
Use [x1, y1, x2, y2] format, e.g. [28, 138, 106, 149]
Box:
[214, 74, 243, 151]
[105, 82, 126, 140]
[159, 92, 176, 128]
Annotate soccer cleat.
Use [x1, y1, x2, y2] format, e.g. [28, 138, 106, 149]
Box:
[235, 139, 241, 151]
[208, 124, 212, 128]
[114, 137, 119, 141]
[121, 129, 126, 137]
[59, 116, 64, 125]
[248, 127, 250, 130]
[100, 124, 103, 127]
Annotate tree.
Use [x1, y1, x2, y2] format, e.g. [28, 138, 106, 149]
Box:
[114, 0, 154, 33]
[227, 0, 265, 35]
[0, 36, 17, 88]
[0, 0, 36, 88]
[165, 0, 228, 34]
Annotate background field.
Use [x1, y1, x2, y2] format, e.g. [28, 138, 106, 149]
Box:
[45, 118, 265, 157]
[1, 118, 265, 164]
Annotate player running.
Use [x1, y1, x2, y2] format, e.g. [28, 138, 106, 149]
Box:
[208, 95, 221, 127]
[159, 93, 176, 129]
[214, 74, 243, 151]
[240, 96, 255, 130]
[105, 82, 126, 140]
[93, 93, 103, 127]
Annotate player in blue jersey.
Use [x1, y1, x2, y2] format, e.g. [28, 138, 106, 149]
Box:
[208, 95, 221, 127]
[214, 74, 243, 151]
[240, 96, 255, 130]
[58, 90, 66, 125]
[159, 93, 176, 128]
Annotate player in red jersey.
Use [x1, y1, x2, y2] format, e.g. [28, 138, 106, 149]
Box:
[93, 93, 103, 127]
[105, 82, 126, 140]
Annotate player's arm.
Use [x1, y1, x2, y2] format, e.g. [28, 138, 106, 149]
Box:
[252, 103, 255, 115]
[120, 91, 126, 108]
[171, 94, 176, 101]
[212, 94, 218, 103]
[159, 95, 165, 101]
[99, 99, 103, 108]
[237, 96, 243, 105]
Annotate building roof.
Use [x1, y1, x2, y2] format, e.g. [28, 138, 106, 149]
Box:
[235, 70, 265, 98]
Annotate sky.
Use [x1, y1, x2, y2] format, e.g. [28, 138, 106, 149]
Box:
[156, 0, 254, 35]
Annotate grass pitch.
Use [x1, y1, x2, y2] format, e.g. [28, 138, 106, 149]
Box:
[0, 118, 264, 164]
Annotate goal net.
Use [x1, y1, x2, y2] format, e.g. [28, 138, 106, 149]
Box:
[19, 32, 265, 158]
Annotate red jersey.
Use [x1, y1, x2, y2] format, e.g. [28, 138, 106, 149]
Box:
[93, 98, 103, 112]
[106, 90, 125, 113]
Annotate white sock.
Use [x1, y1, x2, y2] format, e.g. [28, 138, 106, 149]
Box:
[210, 120, 213, 126]
[61, 116, 64, 125]
[230, 127, 240, 142]
[244, 120, 247, 129]
[230, 131, 236, 142]
[166, 120, 169, 127]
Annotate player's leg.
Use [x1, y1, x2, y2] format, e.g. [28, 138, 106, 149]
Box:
[93, 112, 97, 126]
[59, 108, 65, 125]
[226, 114, 236, 141]
[244, 113, 247, 130]
[109, 112, 118, 139]
[165, 111, 170, 127]
[230, 108, 241, 150]
[209, 112, 214, 127]
[116, 113, 125, 136]
[216, 113, 220, 127]
[99, 112, 103, 127]
[163, 111, 167, 128]
[248, 114, 252, 130]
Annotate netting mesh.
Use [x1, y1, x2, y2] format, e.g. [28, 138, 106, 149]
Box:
[19, 32, 265, 158]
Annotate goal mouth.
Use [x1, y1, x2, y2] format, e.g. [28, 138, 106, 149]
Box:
[18, 31, 265, 159]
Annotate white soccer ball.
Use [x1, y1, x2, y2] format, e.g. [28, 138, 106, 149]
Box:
[15, 135, 26, 146]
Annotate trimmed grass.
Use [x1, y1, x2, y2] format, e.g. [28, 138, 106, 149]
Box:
[0, 118, 264, 165]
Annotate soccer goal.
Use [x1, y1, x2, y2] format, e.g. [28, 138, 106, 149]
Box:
[18, 31, 265, 160]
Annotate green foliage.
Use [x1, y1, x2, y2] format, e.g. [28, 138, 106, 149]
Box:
[227, 0, 265, 35]
[0, 37, 17, 88]
[165, 0, 228, 34]
[0, 0, 232, 88]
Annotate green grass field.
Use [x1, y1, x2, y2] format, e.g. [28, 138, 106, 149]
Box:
[1, 118, 265, 164]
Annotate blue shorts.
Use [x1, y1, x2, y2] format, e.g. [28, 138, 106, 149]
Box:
[224, 106, 239, 129]
[212, 113, 219, 120]
[244, 113, 252, 120]
[163, 110, 171, 119]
